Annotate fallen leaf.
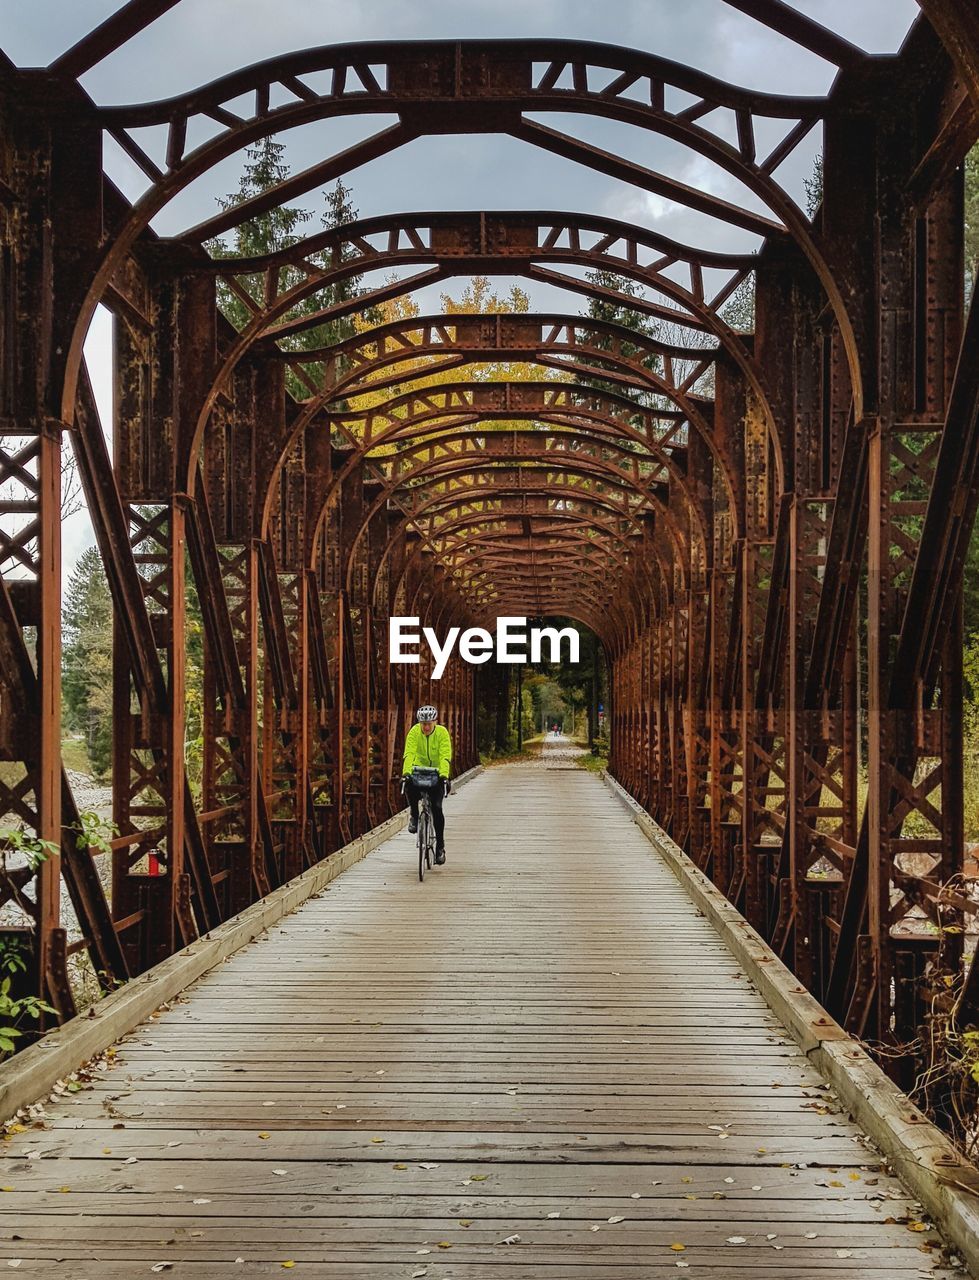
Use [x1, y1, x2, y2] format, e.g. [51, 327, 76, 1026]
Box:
[607, 1216, 625, 1224]
[150, 1266, 171, 1274]
[670, 1243, 685, 1252]
[281, 1264, 295, 1270]
[727, 1236, 747, 1245]
[193, 1198, 211, 1205]
[258, 1132, 271, 1140]
[436, 1241, 452, 1249]
[272, 1169, 288, 1177]
[499, 1235, 521, 1245]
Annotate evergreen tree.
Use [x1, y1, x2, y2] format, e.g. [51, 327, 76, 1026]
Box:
[582, 269, 663, 410]
[585, 269, 658, 336]
[62, 547, 114, 778]
[804, 152, 824, 221]
[965, 143, 979, 303]
[720, 276, 756, 335]
[206, 139, 374, 395]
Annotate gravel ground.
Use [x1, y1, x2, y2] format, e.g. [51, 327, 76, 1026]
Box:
[1, 770, 113, 936]
[539, 733, 589, 767]
[64, 769, 112, 818]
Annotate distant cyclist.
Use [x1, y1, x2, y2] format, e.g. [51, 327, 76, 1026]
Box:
[402, 705, 452, 864]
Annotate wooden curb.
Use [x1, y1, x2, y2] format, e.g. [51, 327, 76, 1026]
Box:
[0, 765, 482, 1123]
[603, 769, 979, 1279]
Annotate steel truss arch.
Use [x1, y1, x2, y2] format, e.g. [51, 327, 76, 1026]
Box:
[180, 209, 776, 471]
[183, 209, 768, 442]
[8, 2, 979, 1152]
[381, 486, 669, 635]
[345, 435, 696, 604]
[314, 394, 712, 568]
[259, 313, 736, 539]
[61, 38, 863, 428]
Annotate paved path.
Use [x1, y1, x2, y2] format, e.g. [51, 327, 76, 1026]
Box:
[0, 749, 960, 1276]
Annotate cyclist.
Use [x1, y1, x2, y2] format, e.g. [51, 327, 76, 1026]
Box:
[402, 705, 452, 864]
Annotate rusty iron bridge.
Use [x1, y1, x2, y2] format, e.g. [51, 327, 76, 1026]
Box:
[3, 1, 979, 1273]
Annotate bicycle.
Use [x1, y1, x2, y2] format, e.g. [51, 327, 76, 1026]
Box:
[404, 766, 441, 881]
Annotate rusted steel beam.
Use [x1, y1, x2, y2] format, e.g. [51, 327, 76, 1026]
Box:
[512, 119, 784, 238]
[4, 13, 979, 1157]
[49, 0, 183, 79]
[919, 1, 979, 108]
[720, 0, 865, 69]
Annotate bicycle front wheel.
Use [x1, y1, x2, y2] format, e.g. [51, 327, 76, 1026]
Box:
[418, 807, 432, 881]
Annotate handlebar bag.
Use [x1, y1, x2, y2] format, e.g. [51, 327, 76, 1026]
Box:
[410, 766, 441, 790]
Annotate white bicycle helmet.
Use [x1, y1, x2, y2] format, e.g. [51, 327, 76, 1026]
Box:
[416, 705, 438, 723]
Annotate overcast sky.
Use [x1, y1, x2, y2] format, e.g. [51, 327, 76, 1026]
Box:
[0, 0, 921, 576]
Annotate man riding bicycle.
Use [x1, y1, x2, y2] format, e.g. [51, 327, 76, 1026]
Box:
[402, 705, 452, 864]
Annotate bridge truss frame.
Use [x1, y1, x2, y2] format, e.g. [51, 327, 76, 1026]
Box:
[1, 0, 979, 1113]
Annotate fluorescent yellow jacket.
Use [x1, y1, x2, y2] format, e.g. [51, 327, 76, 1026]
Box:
[402, 723, 452, 779]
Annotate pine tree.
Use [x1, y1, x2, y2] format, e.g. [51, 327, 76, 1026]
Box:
[207, 138, 311, 333]
[720, 276, 756, 335]
[804, 152, 824, 221]
[62, 547, 114, 778]
[305, 177, 379, 353]
[206, 142, 374, 396]
[582, 269, 665, 412]
[965, 143, 979, 303]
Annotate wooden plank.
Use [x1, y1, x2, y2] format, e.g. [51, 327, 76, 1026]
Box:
[0, 753, 959, 1277]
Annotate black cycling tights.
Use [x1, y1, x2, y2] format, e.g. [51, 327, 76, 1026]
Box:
[405, 779, 445, 846]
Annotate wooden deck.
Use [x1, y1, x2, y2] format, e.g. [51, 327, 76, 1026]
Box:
[0, 745, 960, 1277]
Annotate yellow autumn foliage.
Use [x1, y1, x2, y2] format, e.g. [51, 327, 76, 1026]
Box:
[342, 276, 572, 451]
